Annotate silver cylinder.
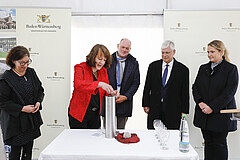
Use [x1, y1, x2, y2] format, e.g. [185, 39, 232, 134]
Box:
[105, 96, 116, 138]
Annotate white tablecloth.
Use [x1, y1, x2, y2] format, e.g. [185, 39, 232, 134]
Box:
[38, 129, 199, 160]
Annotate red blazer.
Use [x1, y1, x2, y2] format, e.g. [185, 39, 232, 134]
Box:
[69, 62, 109, 122]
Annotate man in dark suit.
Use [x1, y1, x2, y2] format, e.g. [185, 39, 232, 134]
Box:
[101, 38, 140, 129]
[142, 40, 189, 129]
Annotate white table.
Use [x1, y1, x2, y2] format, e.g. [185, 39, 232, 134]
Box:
[38, 129, 199, 160]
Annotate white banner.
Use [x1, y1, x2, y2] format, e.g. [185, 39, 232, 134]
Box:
[164, 10, 240, 159]
[16, 8, 71, 158]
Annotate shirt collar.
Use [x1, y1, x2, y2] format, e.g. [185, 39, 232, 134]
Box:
[163, 59, 174, 67]
[116, 52, 128, 61]
[211, 59, 223, 70]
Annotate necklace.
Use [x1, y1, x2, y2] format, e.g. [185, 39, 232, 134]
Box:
[13, 69, 27, 81]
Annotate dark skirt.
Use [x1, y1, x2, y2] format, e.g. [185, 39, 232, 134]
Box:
[69, 105, 101, 129]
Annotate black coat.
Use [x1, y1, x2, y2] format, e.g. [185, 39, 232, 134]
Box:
[193, 59, 238, 132]
[101, 52, 140, 117]
[142, 59, 189, 129]
[0, 68, 44, 141]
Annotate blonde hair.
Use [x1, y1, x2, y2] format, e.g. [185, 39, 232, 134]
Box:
[208, 40, 230, 62]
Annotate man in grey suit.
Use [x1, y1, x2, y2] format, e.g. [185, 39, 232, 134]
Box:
[101, 38, 140, 129]
[142, 40, 189, 129]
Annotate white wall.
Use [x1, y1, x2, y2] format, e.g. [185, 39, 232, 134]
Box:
[2, 0, 240, 11]
[168, 0, 240, 9]
[1, 0, 165, 13]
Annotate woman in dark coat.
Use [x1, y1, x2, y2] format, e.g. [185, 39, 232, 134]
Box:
[0, 46, 44, 160]
[192, 40, 238, 160]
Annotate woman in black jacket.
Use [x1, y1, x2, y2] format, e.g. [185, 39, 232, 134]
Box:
[192, 40, 238, 160]
[0, 46, 44, 160]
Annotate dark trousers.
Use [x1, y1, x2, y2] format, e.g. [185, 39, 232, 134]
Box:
[116, 117, 128, 129]
[201, 129, 228, 160]
[102, 117, 128, 129]
[147, 100, 168, 130]
[9, 140, 33, 160]
[69, 108, 100, 129]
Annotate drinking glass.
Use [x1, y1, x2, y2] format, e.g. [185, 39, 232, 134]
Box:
[153, 119, 161, 139]
[161, 130, 170, 150]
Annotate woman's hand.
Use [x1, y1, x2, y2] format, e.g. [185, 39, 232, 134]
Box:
[198, 102, 207, 110]
[110, 90, 119, 97]
[199, 102, 213, 114]
[32, 102, 40, 113]
[21, 102, 41, 113]
[202, 105, 213, 114]
[21, 105, 35, 113]
[98, 82, 114, 94]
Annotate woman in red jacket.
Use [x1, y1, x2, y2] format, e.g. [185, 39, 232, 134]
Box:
[68, 44, 118, 129]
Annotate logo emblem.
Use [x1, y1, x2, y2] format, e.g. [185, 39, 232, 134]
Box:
[54, 120, 57, 124]
[203, 47, 206, 51]
[54, 72, 57, 76]
[229, 23, 232, 27]
[37, 15, 51, 23]
[177, 23, 181, 27]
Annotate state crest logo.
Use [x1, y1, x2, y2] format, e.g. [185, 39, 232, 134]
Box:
[37, 15, 51, 23]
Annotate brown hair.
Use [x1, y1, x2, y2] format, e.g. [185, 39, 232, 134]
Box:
[6, 46, 30, 69]
[208, 40, 230, 62]
[86, 44, 112, 69]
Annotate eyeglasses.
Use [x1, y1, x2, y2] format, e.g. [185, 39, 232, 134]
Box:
[17, 59, 32, 66]
[162, 51, 172, 55]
